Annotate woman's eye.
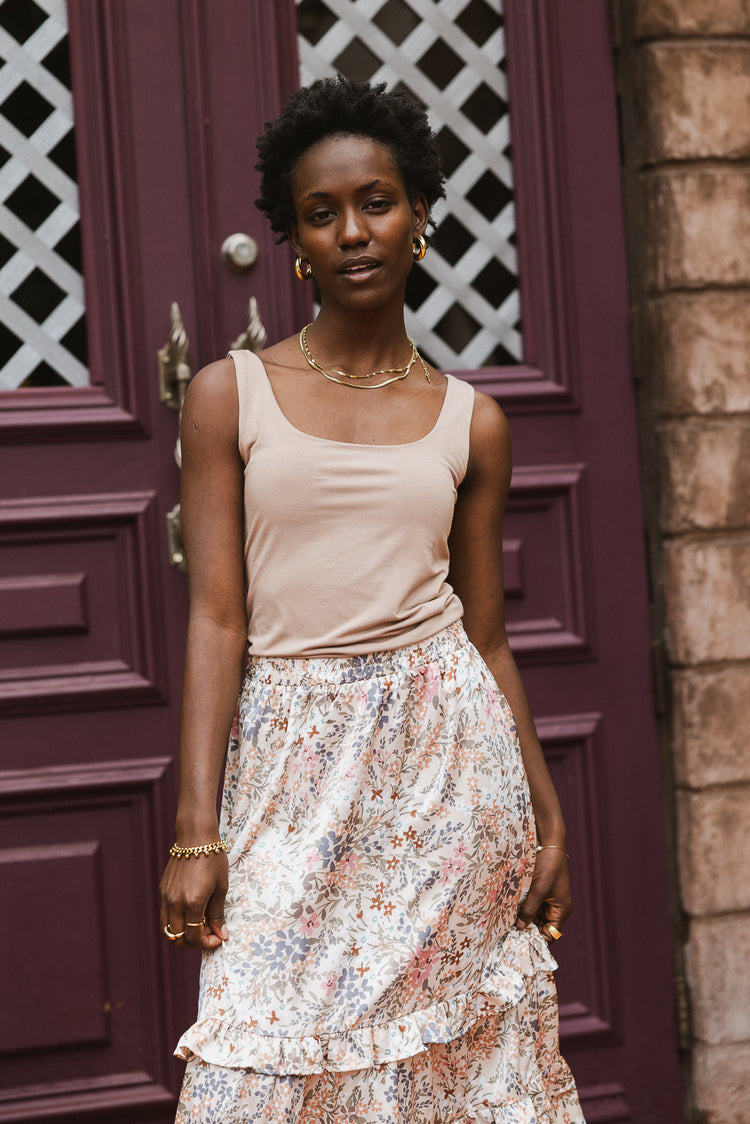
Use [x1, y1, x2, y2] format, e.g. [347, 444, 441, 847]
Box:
[366, 199, 391, 212]
[310, 209, 334, 223]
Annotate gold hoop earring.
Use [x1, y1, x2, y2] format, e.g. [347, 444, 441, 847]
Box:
[294, 256, 313, 281]
[412, 235, 427, 261]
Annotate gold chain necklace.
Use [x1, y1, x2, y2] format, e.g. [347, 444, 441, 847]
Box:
[299, 324, 431, 389]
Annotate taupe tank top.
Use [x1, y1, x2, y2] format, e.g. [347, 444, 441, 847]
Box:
[230, 349, 476, 657]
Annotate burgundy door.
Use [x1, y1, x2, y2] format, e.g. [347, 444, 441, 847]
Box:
[292, 0, 684, 1117]
[0, 3, 307, 1120]
[489, 4, 684, 1119]
[294, 0, 684, 1118]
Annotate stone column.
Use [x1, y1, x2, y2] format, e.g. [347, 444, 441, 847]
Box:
[616, 2, 750, 1121]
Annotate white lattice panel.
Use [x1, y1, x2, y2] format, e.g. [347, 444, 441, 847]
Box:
[296, 0, 522, 368]
[0, 0, 88, 389]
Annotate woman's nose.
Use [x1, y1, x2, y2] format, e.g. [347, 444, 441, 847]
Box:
[338, 208, 368, 246]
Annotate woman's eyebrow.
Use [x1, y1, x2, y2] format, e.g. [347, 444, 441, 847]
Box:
[302, 179, 393, 202]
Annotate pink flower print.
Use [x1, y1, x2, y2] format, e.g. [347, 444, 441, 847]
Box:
[408, 944, 439, 988]
[438, 852, 467, 884]
[338, 852, 359, 877]
[323, 972, 338, 996]
[298, 912, 320, 936]
[415, 665, 440, 703]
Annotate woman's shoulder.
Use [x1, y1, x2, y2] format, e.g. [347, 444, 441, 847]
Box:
[181, 358, 239, 445]
[468, 388, 510, 442]
[462, 388, 512, 485]
[187, 356, 237, 399]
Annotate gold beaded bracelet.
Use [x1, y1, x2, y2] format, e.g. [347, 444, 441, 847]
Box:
[169, 840, 227, 859]
[536, 844, 570, 858]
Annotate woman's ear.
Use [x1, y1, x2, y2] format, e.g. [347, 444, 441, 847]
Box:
[288, 223, 303, 256]
[412, 195, 429, 238]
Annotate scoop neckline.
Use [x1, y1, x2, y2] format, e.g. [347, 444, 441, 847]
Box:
[253, 354, 453, 449]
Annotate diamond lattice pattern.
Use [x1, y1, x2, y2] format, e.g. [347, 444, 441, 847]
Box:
[0, 0, 88, 389]
[296, 0, 521, 368]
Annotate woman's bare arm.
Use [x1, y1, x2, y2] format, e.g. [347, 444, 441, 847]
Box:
[448, 391, 571, 934]
[159, 358, 247, 950]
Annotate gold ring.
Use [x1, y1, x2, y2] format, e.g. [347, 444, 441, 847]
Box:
[543, 923, 562, 941]
[185, 917, 207, 927]
[164, 924, 185, 940]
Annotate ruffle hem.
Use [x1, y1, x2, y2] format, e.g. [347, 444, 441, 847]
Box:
[175, 926, 584, 1123]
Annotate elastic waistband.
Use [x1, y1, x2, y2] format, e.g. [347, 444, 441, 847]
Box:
[245, 620, 469, 687]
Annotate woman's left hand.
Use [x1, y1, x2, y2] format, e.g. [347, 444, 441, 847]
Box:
[515, 847, 572, 940]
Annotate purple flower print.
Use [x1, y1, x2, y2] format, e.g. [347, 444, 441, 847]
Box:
[273, 928, 311, 966]
[317, 830, 347, 871]
[247, 932, 275, 959]
[334, 966, 375, 1017]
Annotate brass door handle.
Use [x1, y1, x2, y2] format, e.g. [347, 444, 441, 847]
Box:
[166, 504, 186, 573]
[157, 301, 192, 417]
[158, 303, 192, 572]
[158, 298, 268, 573]
[229, 297, 267, 352]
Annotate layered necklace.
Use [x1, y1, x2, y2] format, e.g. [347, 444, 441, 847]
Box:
[299, 324, 431, 388]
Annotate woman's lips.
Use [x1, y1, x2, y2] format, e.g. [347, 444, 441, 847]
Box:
[339, 259, 381, 281]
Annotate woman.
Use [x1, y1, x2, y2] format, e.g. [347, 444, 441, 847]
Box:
[160, 77, 584, 1123]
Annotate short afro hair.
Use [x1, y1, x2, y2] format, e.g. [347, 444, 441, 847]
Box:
[255, 76, 445, 242]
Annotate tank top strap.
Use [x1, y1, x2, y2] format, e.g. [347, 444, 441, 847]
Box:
[229, 348, 280, 462]
[427, 373, 475, 486]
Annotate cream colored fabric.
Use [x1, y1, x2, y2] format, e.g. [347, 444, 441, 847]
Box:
[230, 349, 475, 656]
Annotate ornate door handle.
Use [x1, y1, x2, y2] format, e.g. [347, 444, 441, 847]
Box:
[230, 297, 267, 352]
[158, 299, 267, 573]
[165, 504, 186, 573]
[157, 301, 192, 418]
[158, 302, 192, 573]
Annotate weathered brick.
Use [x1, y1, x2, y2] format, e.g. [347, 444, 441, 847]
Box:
[635, 0, 750, 37]
[658, 420, 750, 532]
[636, 43, 750, 162]
[693, 1042, 750, 1124]
[644, 168, 750, 291]
[677, 787, 750, 915]
[665, 536, 750, 665]
[686, 914, 750, 1044]
[650, 293, 750, 415]
[673, 666, 750, 787]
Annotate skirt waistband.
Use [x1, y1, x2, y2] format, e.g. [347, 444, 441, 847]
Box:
[245, 620, 469, 686]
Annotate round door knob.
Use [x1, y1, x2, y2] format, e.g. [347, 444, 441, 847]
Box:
[221, 233, 259, 273]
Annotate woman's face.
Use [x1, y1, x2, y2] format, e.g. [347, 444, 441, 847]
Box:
[289, 133, 427, 313]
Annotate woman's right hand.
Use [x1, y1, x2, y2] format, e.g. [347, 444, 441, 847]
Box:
[159, 852, 229, 951]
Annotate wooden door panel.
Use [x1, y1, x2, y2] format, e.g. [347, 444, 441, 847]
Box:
[2, 841, 108, 1055]
[0, 758, 176, 1119]
[540, 716, 614, 1040]
[505, 466, 591, 661]
[0, 493, 165, 715]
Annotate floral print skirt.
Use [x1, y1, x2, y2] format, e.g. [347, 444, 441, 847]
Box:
[174, 622, 584, 1123]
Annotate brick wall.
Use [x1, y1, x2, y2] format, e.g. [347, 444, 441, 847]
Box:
[616, 2, 750, 1121]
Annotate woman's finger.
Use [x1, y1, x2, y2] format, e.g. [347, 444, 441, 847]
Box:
[516, 852, 571, 931]
[182, 912, 208, 947]
[163, 915, 186, 946]
[541, 921, 564, 942]
[207, 878, 229, 942]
